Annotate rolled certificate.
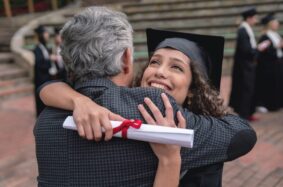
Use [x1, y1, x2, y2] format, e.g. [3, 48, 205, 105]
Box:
[63, 116, 194, 148]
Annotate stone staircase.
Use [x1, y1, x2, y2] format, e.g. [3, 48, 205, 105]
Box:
[122, 0, 283, 74]
[0, 52, 33, 100]
[21, 0, 283, 76]
[0, 18, 35, 101]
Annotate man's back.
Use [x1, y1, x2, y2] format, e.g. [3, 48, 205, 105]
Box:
[35, 78, 255, 186]
[34, 78, 169, 186]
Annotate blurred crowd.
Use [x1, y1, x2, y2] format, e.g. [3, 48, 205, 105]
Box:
[230, 7, 283, 122]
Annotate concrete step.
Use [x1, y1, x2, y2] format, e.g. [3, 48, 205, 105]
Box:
[0, 78, 31, 90]
[0, 53, 13, 64]
[131, 12, 283, 30]
[0, 67, 29, 81]
[0, 46, 11, 53]
[128, 3, 283, 22]
[123, 0, 282, 14]
[0, 83, 33, 100]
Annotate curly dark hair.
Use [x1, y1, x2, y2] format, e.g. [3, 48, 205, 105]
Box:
[134, 61, 229, 118]
[184, 62, 228, 117]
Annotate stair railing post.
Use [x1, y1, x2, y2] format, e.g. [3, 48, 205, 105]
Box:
[3, 0, 12, 17]
[51, 0, 58, 10]
[28, 0, 35, 13]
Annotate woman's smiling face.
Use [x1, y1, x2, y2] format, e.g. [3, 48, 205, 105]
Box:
[141, 48, 192, 105]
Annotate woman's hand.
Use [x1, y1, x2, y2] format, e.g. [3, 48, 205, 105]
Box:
[138, 93, 186, 187]
[138, 93, 186, 161]
[73, 96, 125, 141]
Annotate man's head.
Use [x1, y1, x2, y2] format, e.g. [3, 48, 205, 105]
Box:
[54, 27, 62, 46]
[61, 6, 134, 86]
[242, 7, 258, 26]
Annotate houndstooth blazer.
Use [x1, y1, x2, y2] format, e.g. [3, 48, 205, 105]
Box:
[34, 78, 256, 187]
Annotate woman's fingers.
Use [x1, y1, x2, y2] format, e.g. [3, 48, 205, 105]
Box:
[100, 115, 112, 141]
[103, 112, 124, 141]
[109, 112, 125, 122]
[76, 121, 86, 138]
[138, 104, 156, 125]
[161, 93, 175, 126]
[90, 116, 102, 141]
[144, 97, 165, 123]
[177, 111, 186, 129]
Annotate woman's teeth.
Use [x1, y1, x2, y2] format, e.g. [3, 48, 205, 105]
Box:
[151, 83, 168, 90]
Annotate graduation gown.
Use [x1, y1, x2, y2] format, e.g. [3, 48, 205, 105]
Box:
[33, 44, 53, 116]
[255, 34, 283, 110]
[230, 27, 258, 119]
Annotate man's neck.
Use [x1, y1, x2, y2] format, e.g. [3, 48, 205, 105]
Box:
[109, 75, 130, 87]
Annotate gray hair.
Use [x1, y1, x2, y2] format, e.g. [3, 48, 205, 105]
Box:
[61, 6, 133, 82]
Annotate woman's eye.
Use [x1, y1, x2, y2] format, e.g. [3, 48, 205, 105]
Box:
[149, 60, 159, 66]
[172, 65, 183, 72]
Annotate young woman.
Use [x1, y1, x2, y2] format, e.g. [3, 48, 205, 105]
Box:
[39, 29, 256, 186]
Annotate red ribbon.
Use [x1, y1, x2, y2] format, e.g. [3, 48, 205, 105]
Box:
[113, 119, 142, 139]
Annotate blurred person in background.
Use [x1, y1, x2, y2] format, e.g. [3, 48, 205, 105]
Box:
[230, 7, 270, 121]
[33, 25, 58, 117]
[255, 13, 283, 112]
[51, 27, 66, 81]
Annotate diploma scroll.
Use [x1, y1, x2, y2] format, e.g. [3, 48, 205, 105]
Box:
[63, 116, 194, 148]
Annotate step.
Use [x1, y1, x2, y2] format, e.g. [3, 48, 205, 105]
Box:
[0, 78, 31, 90]
[0, 83, 33, 100]
[123, 0, 282, 14]
[0, 46, 11, 53]
[0, 53, 13, 64]
[0, 68, 29, 81]
[131, 12, 283, 30]
[128, 3, 283, 22]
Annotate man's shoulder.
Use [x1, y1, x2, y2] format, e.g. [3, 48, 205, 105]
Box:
[108, 86, 164, 102]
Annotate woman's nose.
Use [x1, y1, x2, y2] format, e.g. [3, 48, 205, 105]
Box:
[155, 66, 167, 78]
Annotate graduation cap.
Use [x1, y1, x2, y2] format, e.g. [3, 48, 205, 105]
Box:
[54, 27, 61, 35]
[261, 12, 276, 25]
[146, 28, 224, 90]
[241, 7, 257, 19]
[34, 25, 47, 35]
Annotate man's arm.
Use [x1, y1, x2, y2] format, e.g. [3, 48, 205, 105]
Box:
[39, 81, 124, 141]
[143, 92, 256, 169]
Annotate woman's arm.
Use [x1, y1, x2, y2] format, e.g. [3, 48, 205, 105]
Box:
[154, 154, 181, 187]
[40, 81, 83, 110]
[39, 81, 124, 141]
[139, 93, 186, 187]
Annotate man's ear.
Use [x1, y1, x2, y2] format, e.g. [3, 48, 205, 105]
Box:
[122, 48, 132, 73]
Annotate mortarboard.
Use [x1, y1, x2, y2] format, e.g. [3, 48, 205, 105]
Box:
[146, 28, 224, 90]
[261, 12, 276, 25]
[241, 7, 257, 19]
[34, 25, 47, 35]
[54, 27, 61, 35]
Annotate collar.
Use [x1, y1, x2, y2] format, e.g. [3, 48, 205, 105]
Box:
[74, 78, 117, 91]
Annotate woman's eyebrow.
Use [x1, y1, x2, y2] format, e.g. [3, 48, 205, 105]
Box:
[169, 57, 187, 64]
[151, 54, 162, 58]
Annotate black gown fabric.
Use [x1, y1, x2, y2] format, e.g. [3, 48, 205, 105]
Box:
[179, 163, 224, 187]
[33, 44, 53, 117]
[255, 34, 283, 110]
[230, 27, 258, 119]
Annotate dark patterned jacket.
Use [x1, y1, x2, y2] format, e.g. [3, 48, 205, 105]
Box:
[34, 78, 256, 187]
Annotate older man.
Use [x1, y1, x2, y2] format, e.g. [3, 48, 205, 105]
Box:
[34, 7, 256, 186]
